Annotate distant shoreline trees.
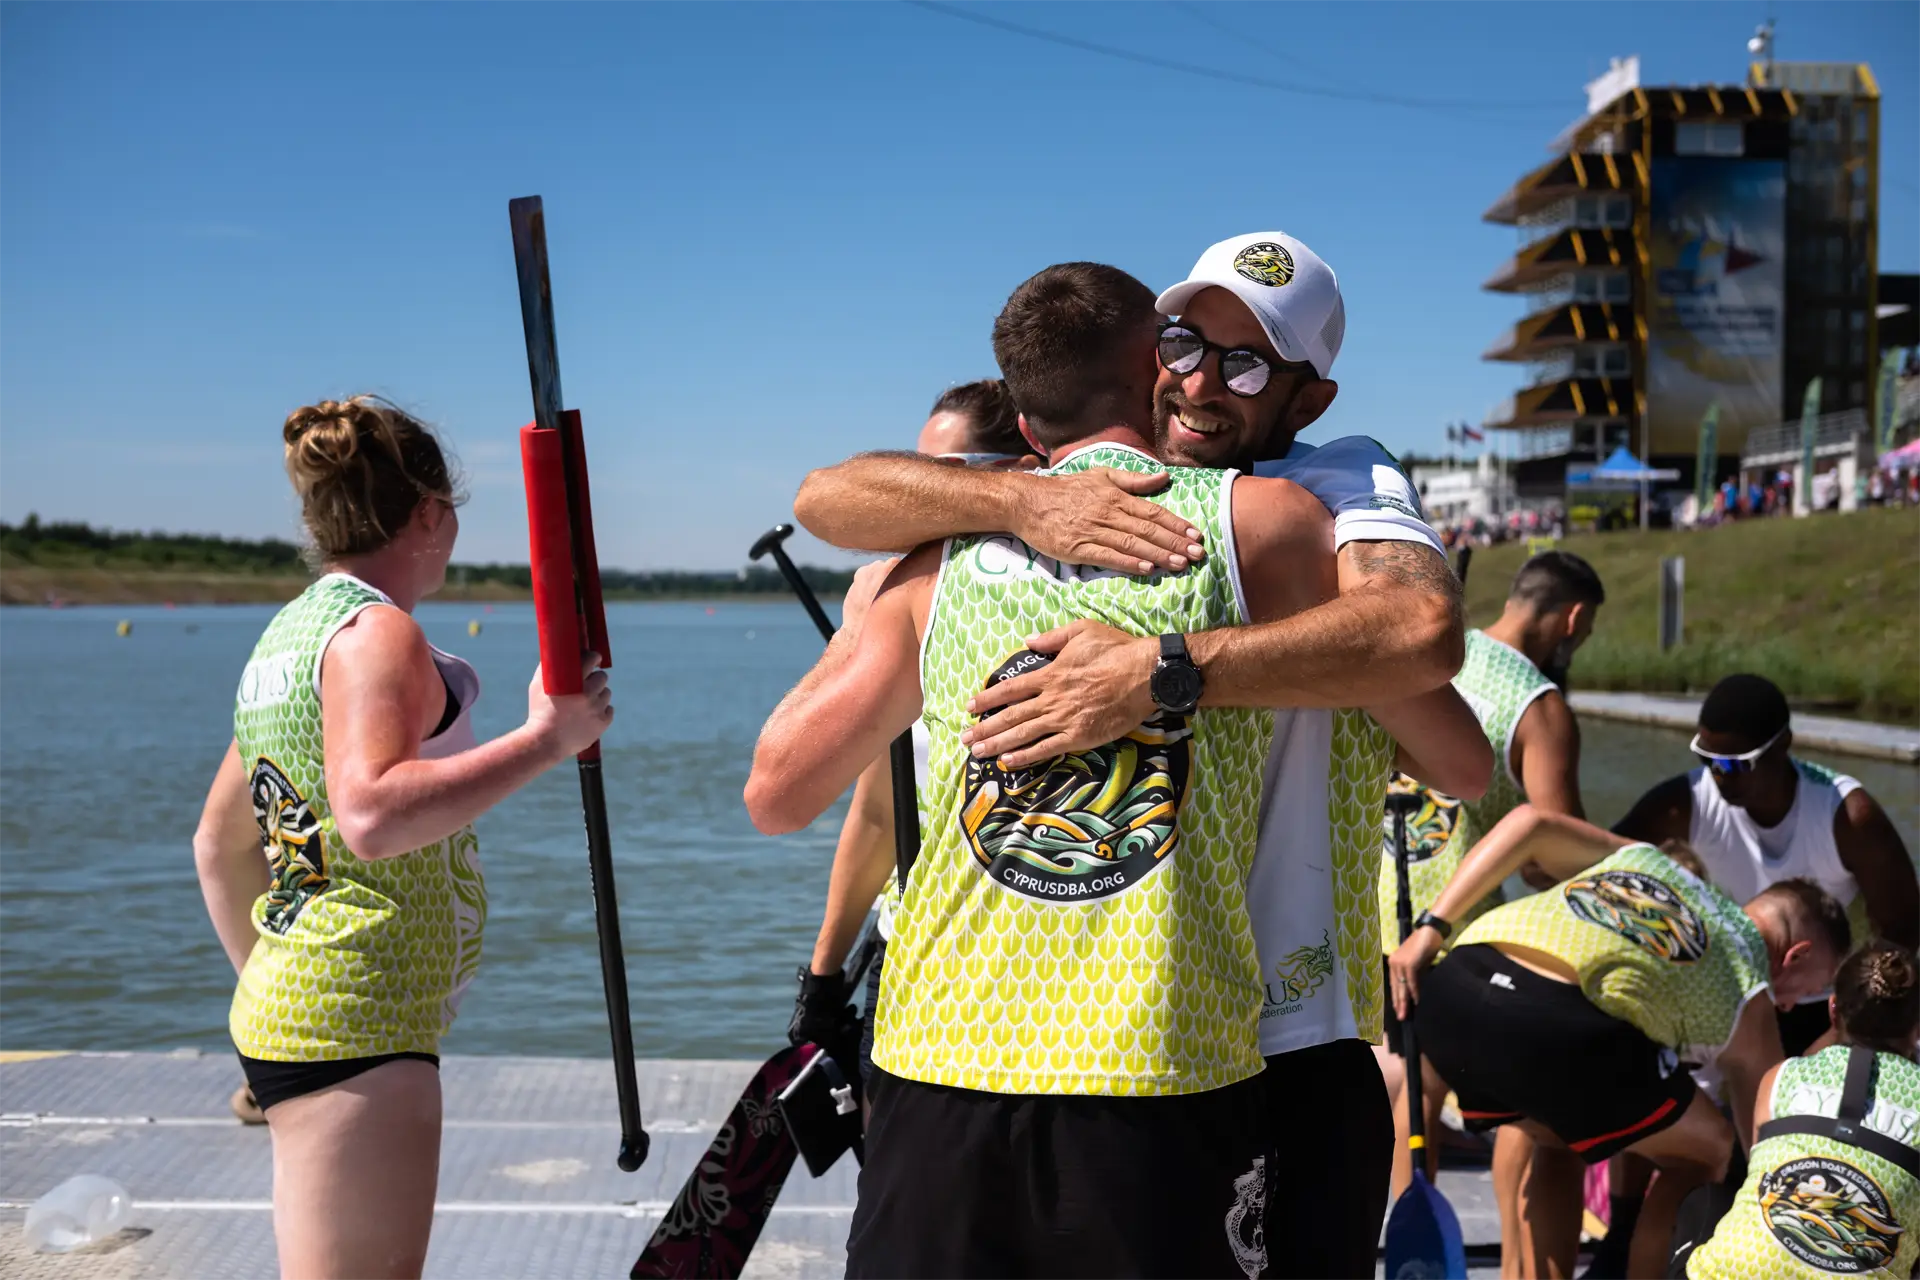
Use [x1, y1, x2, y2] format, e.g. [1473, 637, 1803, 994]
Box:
[0, 516, 857, 598]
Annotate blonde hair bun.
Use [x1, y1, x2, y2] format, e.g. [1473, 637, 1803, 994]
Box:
[281, 395, 457, 560]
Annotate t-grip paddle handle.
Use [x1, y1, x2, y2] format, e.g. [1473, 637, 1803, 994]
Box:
[750, 523, 835, 642]
[1386, 789, 1427, 1149]
[522, 413, 612, 729]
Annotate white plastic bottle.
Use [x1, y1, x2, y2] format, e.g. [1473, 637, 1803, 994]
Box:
[23, 1175, 130, 1252]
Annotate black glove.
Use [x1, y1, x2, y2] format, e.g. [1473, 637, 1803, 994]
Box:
[788, 965, 853, 1050]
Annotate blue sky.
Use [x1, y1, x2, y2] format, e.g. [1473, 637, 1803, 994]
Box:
[3, 2, 1914, 570]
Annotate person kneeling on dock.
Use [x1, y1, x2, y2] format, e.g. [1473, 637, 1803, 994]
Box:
[1388, 804, 1851, 1280]
[1615, 673, 1916, 1056]
[1675, 939, 1920, 1280]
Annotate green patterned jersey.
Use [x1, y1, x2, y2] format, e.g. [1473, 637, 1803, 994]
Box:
[1331, 709, 1394, 1040]
[229, 574, 487, 1061]
[1458, 844, 1769, 1063]
[1690, 1048, 1920, 1279]
[873, 443, 1273, 1096]
[1377, 629, 1558, 953]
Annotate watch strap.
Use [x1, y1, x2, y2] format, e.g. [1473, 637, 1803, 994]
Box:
[1160, 633, 1188, 661]
[1413, 910, 1453, 940]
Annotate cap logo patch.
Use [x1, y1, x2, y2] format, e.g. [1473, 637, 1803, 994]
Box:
[1233, 242, 1295, 288]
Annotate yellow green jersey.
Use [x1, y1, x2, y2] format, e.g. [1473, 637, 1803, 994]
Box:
[229, 573, 487, 1061]
[873, 443, 1272, 1096]
[1378, 629, 1558, 954]
[1457, 844, 1769, 1064]
[1690, 1046, 1920, 1279]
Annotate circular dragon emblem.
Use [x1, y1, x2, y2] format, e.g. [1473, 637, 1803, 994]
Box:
[1563, 869, 1709, 964]
[1384, 772, 1460, 864]
[1232, 241, 1295, 288]
[960, 650, 1191, 904]
[1760, 1156, 1902, 1273]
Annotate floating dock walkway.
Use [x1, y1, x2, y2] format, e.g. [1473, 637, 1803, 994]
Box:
[2, 1051, 1509, 1277]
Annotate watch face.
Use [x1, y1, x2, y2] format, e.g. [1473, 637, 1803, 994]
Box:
[1152, 662, 1203, 714]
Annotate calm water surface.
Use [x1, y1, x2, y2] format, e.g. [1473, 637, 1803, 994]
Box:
[2, 602, 1914, 1057]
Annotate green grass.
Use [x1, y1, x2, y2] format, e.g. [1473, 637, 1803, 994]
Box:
[1459, 506, 1920, 724]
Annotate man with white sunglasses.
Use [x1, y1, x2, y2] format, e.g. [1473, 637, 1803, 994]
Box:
[1614, 672, 1915, 1052]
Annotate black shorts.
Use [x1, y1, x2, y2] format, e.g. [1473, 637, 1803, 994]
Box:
[846, 1068, 1270, 1279]
[1260, 1039, 1394, 1279]
[857, 939, 886, 1086]
[237, 1051, 438, 1112]
[1413, 944, 1695, 1164]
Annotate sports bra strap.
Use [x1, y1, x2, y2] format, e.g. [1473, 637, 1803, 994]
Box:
[1757, 1046, 1920, 1177]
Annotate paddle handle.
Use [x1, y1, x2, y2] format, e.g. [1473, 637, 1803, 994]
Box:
[1389, 793, 1427, 1151]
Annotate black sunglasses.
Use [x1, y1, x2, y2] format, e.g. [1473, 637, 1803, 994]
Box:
[1157, 321, 1308, 398]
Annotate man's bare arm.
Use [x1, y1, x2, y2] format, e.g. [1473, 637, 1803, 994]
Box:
[1369, 688, 1493, 802]
[745, 550, 934, 835]
[1612, 775, 1694, 845]
[793, 451, 1204, 575]
[962, 538, 1465, 769]
[1836, 788, 1918, 949]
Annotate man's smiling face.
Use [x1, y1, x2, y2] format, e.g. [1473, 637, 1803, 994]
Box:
[1151, 286, 1328, 471]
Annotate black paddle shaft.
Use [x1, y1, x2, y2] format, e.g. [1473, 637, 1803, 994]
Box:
[1387, 790, 1428, 1148]
[509, 195, 647, 1173]
[750, 526, 921, 882]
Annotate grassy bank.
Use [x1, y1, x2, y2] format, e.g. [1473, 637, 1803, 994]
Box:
[1459, 505, 1920, 724]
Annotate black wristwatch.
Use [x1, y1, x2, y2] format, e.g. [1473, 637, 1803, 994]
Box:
[1413, 910, 1453, 941]
[1149, 633, 1204, 716]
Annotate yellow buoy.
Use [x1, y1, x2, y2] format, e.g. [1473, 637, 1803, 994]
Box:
[116, 620, 132, 637]
[468, 620, 482, 637]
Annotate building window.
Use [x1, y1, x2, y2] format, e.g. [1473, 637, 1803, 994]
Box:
[1605, 195, 1632, 226]
[1676, 121, 1745, 156]
[1573, 274, 1600, 301]
[1575, 196, 1599, 225]
[1604, 347, 1630, 376]
[1605, 272, 1632, 302]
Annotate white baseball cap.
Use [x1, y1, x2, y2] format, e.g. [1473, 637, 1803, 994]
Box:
[1155, 232, 1345, 379]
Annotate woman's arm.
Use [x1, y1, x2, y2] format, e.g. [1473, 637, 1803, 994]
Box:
[1388, 805, 1633, 1016]
[194, 740, 268, 976]
[808, 758, 898, 975]
[322, 607, 613, 859]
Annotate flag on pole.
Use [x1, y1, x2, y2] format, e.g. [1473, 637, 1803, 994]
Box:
[1694, 402, 1720, 511]
[1462, 425, 1485, 443]
[1799, 377, 1823, 513]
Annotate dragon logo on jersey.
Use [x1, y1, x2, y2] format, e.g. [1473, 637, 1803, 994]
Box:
[1760, 1156, 1902, 1273]
[1264, 931, 1335, 1017]
[1383, 772, 1460, 864]
[961, 650, 1191, 904]
[251, 757, 329, 934]
[1563, 870, 1709, 964]
[1232, 241, 1295, 288]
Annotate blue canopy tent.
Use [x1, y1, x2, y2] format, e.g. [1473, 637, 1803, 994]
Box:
[1566, 446, 1681, 490]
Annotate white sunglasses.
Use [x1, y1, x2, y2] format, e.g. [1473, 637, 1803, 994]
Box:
[1689, 725, 1787, 775]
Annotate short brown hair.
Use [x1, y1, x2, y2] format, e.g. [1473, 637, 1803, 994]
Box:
[1754, 877, 1853, 964]
[990, 263, 1157, 449]
[930, 379, 1024, 456]
[283, 395, 458, 561]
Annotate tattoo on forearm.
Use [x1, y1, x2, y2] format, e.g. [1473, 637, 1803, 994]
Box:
[1348, 542, 1462, 605]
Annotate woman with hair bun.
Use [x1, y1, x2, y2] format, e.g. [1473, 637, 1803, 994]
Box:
[1678, 940, 1920, 1279]
[192, 396, 613, 1278]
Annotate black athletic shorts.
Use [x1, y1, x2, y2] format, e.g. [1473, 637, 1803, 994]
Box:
[857, 939, 886, 1086]
[846, 1067, 1270, 1278]
[1260, 1039, 1394, 1279]
[237, 1051, 438, 1112]
[1413, 944, 1695, 1164]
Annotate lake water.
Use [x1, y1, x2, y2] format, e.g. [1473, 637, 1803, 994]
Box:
[2, 602, 1915, 1058]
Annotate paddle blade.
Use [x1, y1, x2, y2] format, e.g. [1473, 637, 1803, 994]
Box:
[630, 1045, 810, 1279]
[1383, 1169, 1468, 1280]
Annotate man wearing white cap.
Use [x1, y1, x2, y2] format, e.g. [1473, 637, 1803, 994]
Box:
[798, 233, 1473, 1275]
